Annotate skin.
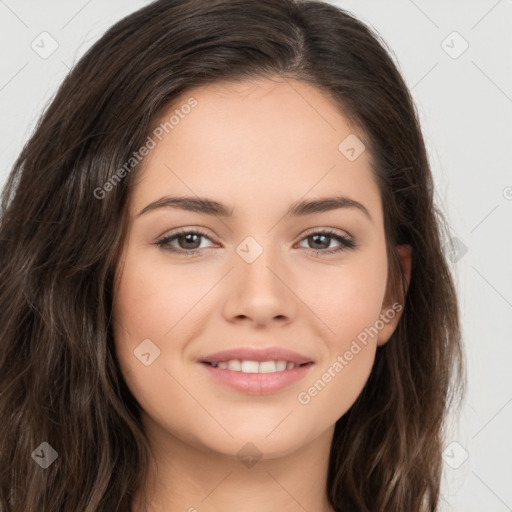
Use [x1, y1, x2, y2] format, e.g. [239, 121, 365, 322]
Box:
[112, 77, 412, 512]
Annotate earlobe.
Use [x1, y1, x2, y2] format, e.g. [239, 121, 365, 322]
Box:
[376, 244, 412, 347]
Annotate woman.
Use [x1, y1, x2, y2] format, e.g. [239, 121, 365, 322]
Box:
[0, 0, 464, 510]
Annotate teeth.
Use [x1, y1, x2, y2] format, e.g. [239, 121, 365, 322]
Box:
[209, 359, 304, 373]
[241, 360, 259, 373]
[276, 361, 287, 371]
[227, 360, 241, 371]
[259, 361, 276, 373]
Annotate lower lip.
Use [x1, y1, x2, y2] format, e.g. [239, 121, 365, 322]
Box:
[200, 362, 314, 395]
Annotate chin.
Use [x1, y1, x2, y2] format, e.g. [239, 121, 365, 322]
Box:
[192, 423, 314, 460]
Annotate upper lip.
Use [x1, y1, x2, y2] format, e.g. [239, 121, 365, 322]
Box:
[200, 346, 314, 365]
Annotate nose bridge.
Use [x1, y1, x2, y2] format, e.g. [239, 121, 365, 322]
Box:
[235, 233, 284, 291]
[224, 232, 295, 323]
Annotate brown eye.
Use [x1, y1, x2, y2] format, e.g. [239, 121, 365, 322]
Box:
[155, 229, 215, 256]
[155, 228, 357, 258]
[297, 230, 356, 255]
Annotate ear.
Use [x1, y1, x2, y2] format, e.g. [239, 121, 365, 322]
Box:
[376, 244, 412, 347]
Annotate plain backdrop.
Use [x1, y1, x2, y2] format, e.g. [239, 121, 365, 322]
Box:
[1, 1, 511, 511]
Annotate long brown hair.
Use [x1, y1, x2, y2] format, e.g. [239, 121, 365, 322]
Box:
[0, 0, 464, 510]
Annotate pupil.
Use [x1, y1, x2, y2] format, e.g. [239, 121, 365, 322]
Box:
[182, 233, 200, 249]
[311, 234, 328, 249]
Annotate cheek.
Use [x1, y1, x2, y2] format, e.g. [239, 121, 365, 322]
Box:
[112, 252, 209, 434]
[111, 251, 184, 387]
[112, 248, 227, 394]
[292, 250, 387, 420]
[113, 249, 212, 344]
[300, 248, 388, 347]
[296, 342, 376, 428]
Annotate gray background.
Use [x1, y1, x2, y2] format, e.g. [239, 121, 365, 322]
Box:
[1, 1, 511, 510]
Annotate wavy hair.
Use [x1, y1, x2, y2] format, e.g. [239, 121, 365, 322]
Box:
[0, 0, 464, 510]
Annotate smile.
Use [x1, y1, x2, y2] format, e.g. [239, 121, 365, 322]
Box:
[207, 359, 310, 372]
[200, 361, 314, 395]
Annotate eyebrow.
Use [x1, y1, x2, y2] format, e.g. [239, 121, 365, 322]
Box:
[137, 195, 372, 222]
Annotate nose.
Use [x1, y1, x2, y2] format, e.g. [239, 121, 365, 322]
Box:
[222, 244, 297, 327]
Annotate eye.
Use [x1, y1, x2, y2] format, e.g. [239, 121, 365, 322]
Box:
[155, 228, 357, 257]
[155, 228, 216, 257]
[296, 229, 356, 255]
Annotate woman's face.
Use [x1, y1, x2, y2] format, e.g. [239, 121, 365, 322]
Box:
[112, 77, 408, 459]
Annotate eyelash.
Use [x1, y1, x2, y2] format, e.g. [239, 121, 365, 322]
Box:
[155, 228, 357, 257]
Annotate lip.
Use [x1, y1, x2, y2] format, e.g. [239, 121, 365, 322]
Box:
[199, 346, 314, 365]
[200, 361, 315, 395]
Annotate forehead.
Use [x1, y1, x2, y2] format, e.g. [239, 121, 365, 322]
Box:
[130, 77, 381, 224]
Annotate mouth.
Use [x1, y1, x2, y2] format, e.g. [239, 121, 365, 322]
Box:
[198, 346, 315, 394]
[199, 358, 314, 395]
[201, 360, 313, 373]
